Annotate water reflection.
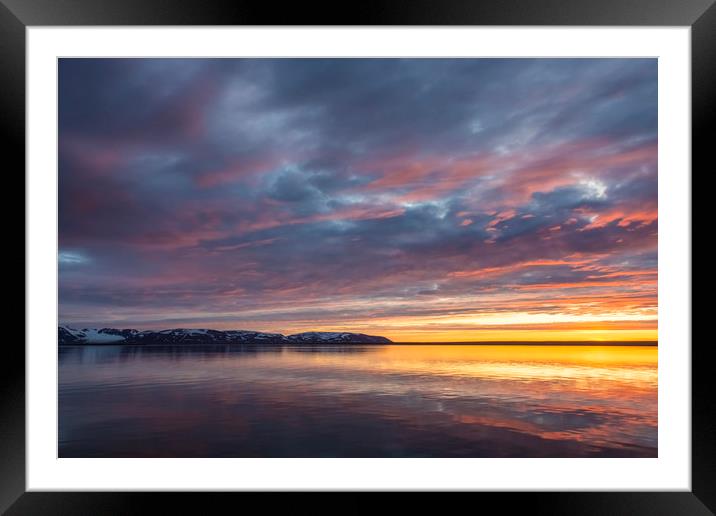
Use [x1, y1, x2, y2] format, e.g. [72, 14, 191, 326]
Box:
[59, 345, 657, 457]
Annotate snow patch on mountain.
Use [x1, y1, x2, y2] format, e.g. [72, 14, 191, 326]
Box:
[59, 326, 127, 344]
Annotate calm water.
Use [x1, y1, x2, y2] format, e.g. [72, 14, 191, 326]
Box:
[59, 344, 657, 457]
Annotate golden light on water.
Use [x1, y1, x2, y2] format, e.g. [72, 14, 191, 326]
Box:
[269, 344, 658, 378]
[60, 343, 658, 457]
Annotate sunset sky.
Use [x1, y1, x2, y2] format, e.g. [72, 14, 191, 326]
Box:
[58, 58, 657, 341]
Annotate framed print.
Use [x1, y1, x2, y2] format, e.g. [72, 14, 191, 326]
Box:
[4, 0, 711, 513]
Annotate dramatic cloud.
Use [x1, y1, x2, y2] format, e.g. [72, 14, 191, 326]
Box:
[58, 58, 657, 341]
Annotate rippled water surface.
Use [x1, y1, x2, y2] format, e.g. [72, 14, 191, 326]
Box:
[59, 344, 657, 457]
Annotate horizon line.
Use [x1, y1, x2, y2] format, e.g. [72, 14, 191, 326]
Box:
[388, 340, 657, 346]
[58, 325, 657, 346]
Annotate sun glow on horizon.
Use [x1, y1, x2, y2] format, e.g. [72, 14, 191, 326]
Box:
[379, 328, 658, 343]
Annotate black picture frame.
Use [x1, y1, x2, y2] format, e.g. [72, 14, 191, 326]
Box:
[3, 0, 710, 512]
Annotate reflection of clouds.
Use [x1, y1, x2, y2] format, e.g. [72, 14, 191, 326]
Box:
[59, 345, 657, 457]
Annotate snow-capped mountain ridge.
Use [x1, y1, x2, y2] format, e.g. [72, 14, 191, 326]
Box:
[287, 332, 389, 343]
[58, 326, 391, 345]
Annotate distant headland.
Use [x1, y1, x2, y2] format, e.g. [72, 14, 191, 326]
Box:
[58, 326, 392, 346]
